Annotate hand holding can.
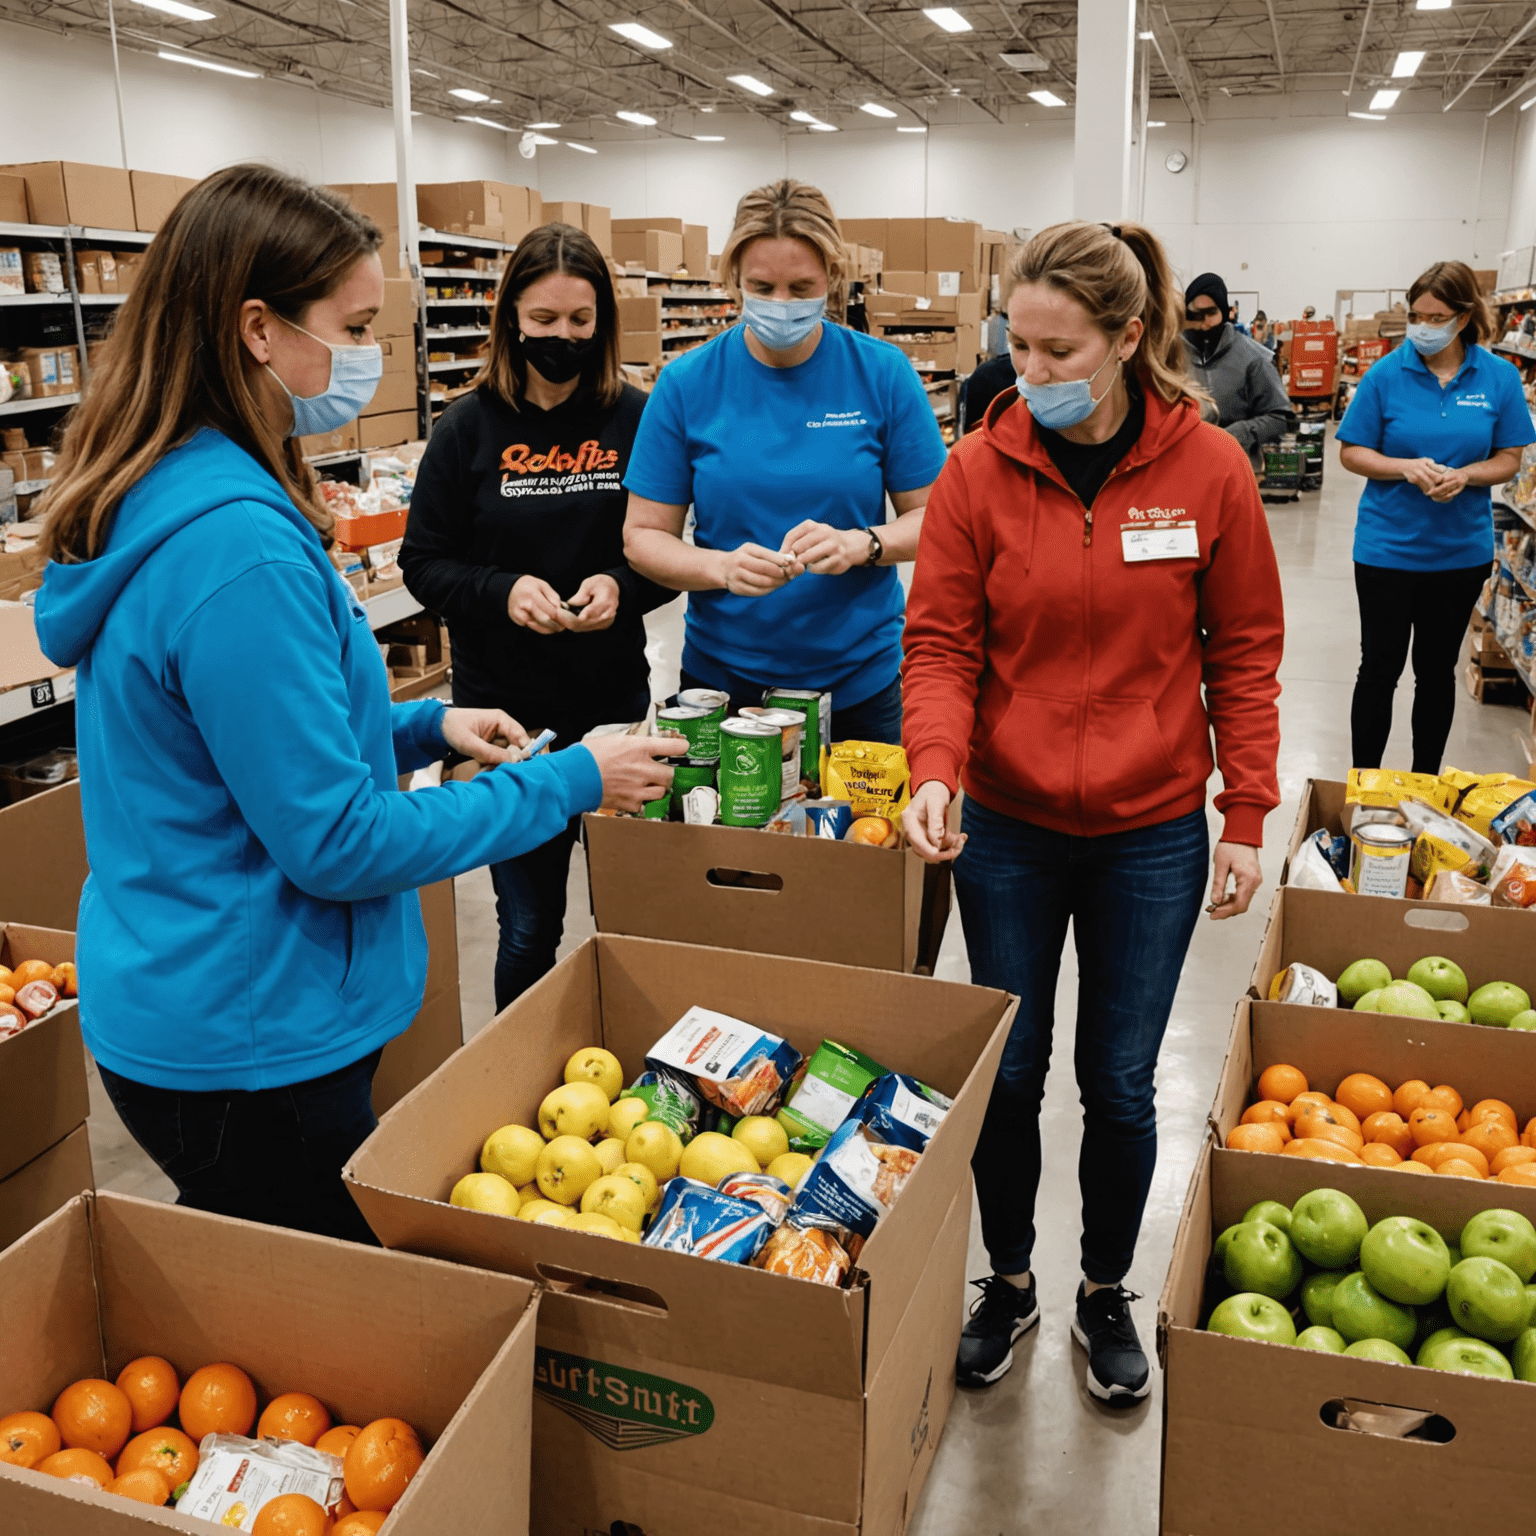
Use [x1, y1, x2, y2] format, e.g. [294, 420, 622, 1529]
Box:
[586, 734, 684, 813]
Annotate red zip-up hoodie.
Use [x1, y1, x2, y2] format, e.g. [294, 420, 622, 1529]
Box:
[902, 382, 1284, 845]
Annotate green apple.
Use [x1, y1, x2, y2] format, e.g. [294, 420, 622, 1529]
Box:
[1427, 1337, 1515, 1379]
[1406, 956, 1469, 1004]
[1300, 1269, 1350, 1328]
[1374, 981, 1442, 1021]
[1290, 1188, 1368, 1269]
[1468, 981, 1533, 1027]
[1508, 1008, 1536, 1033]
[1447, 1256, 1530, 1342]
[1445, 1242, 1461, 1269]
[1207, 1291, 1297, 1345]
[1295, 1325, 1346, 1352]
[1359, 1216, 1452, 1305]
[1243, 1199, 1294, 1235]
[1436, 1000, 1471, 1023]
[1460, 1208, 1536, 1283]
[1337, 958, 1393, 1006]
[1343, 1338, 1411, 1365]
[1331, 1272, 1417, 1350]
[1353, 989, 1385, 1013]
[1416, 1326, 1473, 1366]
[1211, 1223, 1243, 1273]
[1526, 1285, 1536, 1328]
[1223, 1220, 1303, 1300]
[1513, 1327, 1536, 1381]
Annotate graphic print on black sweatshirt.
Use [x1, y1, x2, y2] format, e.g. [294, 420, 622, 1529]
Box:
[499, 438, 623, 499]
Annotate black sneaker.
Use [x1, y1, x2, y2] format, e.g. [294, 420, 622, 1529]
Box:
[1071, 1282, 1151, 1402]
[955, 1273, 1040, 1388]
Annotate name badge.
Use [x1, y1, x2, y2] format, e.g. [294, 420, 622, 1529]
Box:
[1121, 520, 1199, 562]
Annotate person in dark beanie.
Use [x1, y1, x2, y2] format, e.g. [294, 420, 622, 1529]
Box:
[1183, 271, 1291, 468]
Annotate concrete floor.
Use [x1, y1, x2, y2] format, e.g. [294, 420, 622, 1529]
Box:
[86, 426, 1534, 1533]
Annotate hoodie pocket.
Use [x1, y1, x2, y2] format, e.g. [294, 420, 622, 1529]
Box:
[339, 895, 391, 1001]
[974, 691, 1083, 813]
[1083, 696, 1189, 822]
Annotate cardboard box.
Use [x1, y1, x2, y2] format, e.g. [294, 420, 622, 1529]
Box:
[880, 271, 929, 298]
[128, 169, 192, 234]
[417, 180, 539, 247]
[541, 199, 586, 228]
[883, 218, 927, 272]
[925, 218, 982, 291]
[0, 602, 63, 695]
[367, 348, 419, 417]
[111, 250, 143, 293]
[0, 1126, 92, 1254]
[0, 174, 26, 225]
[619, 330, 663, 366]
[840, 218, 888, 254]
[866, 291, 982, 327]
[0, 1191, 539, 1532]
[346, 935, 1017, 1536]
[374, 877, 461, 1117]
[375, 276, 417, 339]
[0, 780, 86, 931]
[0, 923, 86, 1186]
[299, 419, 360, 459]
[682, 223, 708, 278]
[1159, 1136, 1536, 1534]
[359, 410, 419, 451]
[617, 294, 663, 332]
[0, 161, 135, 230]
[22, 250, 63, 293]
[612, 228, 683, 274]
[613, 216, 686, 235]
[0, 247, 22, 295]
[586, 203, 612, 257]
[583, 814, 951, 973]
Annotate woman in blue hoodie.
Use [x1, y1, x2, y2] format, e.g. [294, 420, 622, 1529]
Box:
[34, 165, 677, 1242]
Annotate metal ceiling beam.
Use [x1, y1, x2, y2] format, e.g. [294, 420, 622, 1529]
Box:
[1343, 0, 1372, 98]
[1262, 0, 1284, 88]
[1150, 5, 1206, 123]
[1443, 3, 1536, 108]
[1486, 62, 1536, 110]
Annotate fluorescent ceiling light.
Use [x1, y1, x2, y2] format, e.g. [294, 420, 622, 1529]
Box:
[616, 109, 657, 125]
[1348, 110, 1386, 119]
[1416, 0, 1451, 8]
[1368, 87, 1400, 110]
[860, 102, 898, 117]
[1147, 118, 1166, 126]
[135, 0, 215, 19]
[897, 125, 928, 132]
[458, 115, 510, 130]
[809, 123, 838, 131]
[1392, 49, 1426, 76]
[413, 68, 439, 78]
[609, 21, 672, 49]
[789, 110, 820, 122]
[999, 51, 1048, 69]
[694, 134, 725, 141]
[1522, 96, 1536, 110]
[449, 86, 489, 102]
[157, 49, 258, 76]
[566, 141, 598, 152]
[528, 134, 559, 145]
[701, 105, 716, 112]
[1028, 89, 1066, 106]
[527, 120, 561, 129]
[1137, 28, 1154, 38]
[923, 8, 972, 33]
[729, 73, 774, 96]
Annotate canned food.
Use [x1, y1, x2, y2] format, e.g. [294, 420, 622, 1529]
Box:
[1349, 822, 1413, 898]
[640, 792, 671, 820]
[762, 689, 832, 795]
[671, 757, 718, 817]
[741, 707, 804, 800]
[718, 717, 783, 827]
[655, 704, 717, 762]
[674, 689, 729, 758]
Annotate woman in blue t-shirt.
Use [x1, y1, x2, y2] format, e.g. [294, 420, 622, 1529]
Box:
[1338, 260, 1532, 772]
[623, 179, 949, 744]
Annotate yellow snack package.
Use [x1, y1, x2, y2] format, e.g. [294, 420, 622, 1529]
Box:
[824, 742, 911, 818]
[1345, 768, 1447, 810]
[1455, 779, 1536, 838]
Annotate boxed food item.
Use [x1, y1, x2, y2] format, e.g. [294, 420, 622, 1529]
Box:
[0, 248, 22, 295]
[0, 174, 25, 224]
[22, 251, 64, 294]
[0, 161, 135, 230]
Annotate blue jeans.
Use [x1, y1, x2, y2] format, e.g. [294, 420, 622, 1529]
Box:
[954, 799, 1208, 1284]
[676, 666, 903, 746]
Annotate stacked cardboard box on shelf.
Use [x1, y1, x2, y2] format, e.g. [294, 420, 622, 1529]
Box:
[0, 161, 135, 230]
[417, 179, 542, 248]
[1467, 610, 1526, 704]
[128, 169, 198, 233]
[539, 200, 613, 256]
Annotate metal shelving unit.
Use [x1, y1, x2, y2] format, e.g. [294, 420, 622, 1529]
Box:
[647, 271, 736, 366]
[0, 392, 80, 418]
[418, 229, 509, 430]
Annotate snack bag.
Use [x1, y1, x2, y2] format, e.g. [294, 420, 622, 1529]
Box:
[1491, 789, 1536, 846]
[1454, 778, 1536, 839]
[625, 1070, 702, 1142]
[754, 1223, 851, 1286]
[645, 1007, 803, 1119]
[1289, 832, 1345, 893]
[175, 1435, 344, 1529]
[1267, 963, 1338, 1007]
[777, 1038, 891, 1153]
[824, 742, 911, 818]
[641, 1177, 776, 1263]
[1345, 768, 1446, 811]
[1424, 870, 1492, 905]
[1489, 844, 1536, 909]
[1402, 800, 1497, 885]
[716, 1170, 794, 1224]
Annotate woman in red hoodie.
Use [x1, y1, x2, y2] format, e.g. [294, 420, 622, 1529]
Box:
[903, 221, 1283, 1404]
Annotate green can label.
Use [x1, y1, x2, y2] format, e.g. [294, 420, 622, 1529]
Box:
[535, 1346, 714, 1450]
[718, 718, 782, 826]
[655, 705, 719, 762]
[640, 793, 670, 820]
[670, 757, 717, 815]
[762, 688, 832, 792]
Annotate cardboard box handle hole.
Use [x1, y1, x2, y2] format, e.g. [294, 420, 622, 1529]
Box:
[1402, 908, 1471, 933]
[705, 868, 785, 893]
[535, 1262, 669, 1314]
[1319, 1397, 1456, 1443]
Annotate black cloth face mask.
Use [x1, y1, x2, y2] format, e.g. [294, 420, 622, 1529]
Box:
[520, 331, 602, 385]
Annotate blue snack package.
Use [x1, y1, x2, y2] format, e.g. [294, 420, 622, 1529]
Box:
[1491, 789, 1536, 846]
[645, 1007, 805, 1118]
[641, 1177, 776, 1264]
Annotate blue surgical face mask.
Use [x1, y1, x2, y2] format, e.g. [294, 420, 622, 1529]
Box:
[268, 316, 384, 437]
[1017, 345, 1121, 431]
[1407, 319, 1460, 357]
[742, 294, 826, 352]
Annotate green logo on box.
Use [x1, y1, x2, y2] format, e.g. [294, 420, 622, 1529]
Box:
[534, 1347, 714, 1451]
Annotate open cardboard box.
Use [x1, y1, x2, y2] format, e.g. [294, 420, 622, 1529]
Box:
[1159, 1138, 1536, 1533]
[1281, 776, 1348, 881]
[0, 1125, 92, 1253]
[345, 934, 1016, 1535]
[0, 1191, 539, 1534]
[0, 778, 88, 931]
[583, 813, 952, 973]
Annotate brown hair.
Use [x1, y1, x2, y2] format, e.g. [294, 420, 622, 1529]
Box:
[719, 179, 847, 321]
[476, 223, 621, 410]
[1007, 220, 1202, 405]
[1408, 261, 1495, 345]
[41, 164, 380, 564]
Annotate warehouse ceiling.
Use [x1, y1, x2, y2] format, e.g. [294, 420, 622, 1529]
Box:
[5, 0, 1536, 137]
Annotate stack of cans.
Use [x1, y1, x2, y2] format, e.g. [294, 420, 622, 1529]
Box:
[652, 688, 728, 821]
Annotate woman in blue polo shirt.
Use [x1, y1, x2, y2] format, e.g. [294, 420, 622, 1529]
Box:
[623, 179, 948, 744]
[1338, 260, 1532, 772]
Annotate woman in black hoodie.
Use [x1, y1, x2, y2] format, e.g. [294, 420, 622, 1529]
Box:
[402, 223, 674, 1008]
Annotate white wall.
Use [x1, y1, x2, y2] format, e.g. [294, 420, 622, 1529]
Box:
[0, 16, 1515, 320]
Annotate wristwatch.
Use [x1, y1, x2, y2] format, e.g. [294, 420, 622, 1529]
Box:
[863, 527, 884, 566]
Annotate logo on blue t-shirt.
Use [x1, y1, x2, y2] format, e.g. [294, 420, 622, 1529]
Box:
[807, 410, 870, 429]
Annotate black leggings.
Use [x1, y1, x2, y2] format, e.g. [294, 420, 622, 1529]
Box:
[1351, 560, 1489, 774]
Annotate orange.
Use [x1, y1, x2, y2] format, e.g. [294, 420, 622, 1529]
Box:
[1468, 1098, 1519, 1131]
[1293, 1114, 1364, 1153]
[1256, 1064, 1307, 1104]
[51, 961, 78, 998]
[1242, 1100, 1295, 1135]
[1498, 1162, 1536, 1187]
[107, 1468, 171, 1506]
[52, 1378, 133, 1458]
[115, 1356, 180, 1434]
[180, 1362, 257, 1441]
[1437, 1158, 1485, 1179]
[1334, 1073, 1393, 1122]
[344, 1418, 424, 1513]
[117, 1426, 199, 1487]
[1323, 1102, 1362, 1134]
[333, 1516, 388, 1536]
[1461, 1119, 1519, 1161]
[1226, 1123, 1285, 1153]
[1420, 1085, 1464, 1119]
[847, 815, 893, 845]
[258, 1392, 332, 1447]
[1394, 1079, 1432, 1119]
[1490, 1145, 1536, 1177]
[1282, 1138, 1363, 1164]
[1360, 1143, 1403, 1167]
[1524, 1117, 1536, 1150]
[0, 964, 11, 988]
[1291, 1090, 1333, 1117]
[0, 1410, 61, 1469]
[38, 1447, 115, 1485]
[1396, 1159, 1432, 1175]
[1409, 1107, 1459, 1147]
[1361, 1111, 1415, 1158]
[316, 1424, 362, 1459]
[1413, 1142, 1490, 1177]
[335, 1495, 356, 1517]
[0, 986, 12, 1006]
[9, 958, 55, 989]
[252, 1492, 333, 1535]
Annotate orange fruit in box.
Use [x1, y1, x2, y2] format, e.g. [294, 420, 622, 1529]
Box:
[333, 1515, 387, 1536]
[1413, 1142, 1490, 1177]
[1226, 1123, 1285, 1153]
[1490, 1146, 1536, 1177]
[1394, 1079, 1432, 1119]
[1360, 1143, 1403, 1167]
[316, 1424, 362, 1459]
[117, 1426, 198, 1487]
[115, 1356, 179, 1434]
[1409, 1107, 1459, 1147]
[1294, 1116, 1364, 1153]
[1421, 1085, 1464, 1119]
[1291, 1090, 1333, 1117]
[1437, 1159, 1485, 1179]
[1335, 1073, 1394, 1122]
[180, 1362, 257, 1441]
[51, 961, 78, 997]
[1523, 1117, 1536, 1150]
[38, 1447, 115, 1485]
[1461, 1119, 1519, 1161]
[1283, 1138, 1362, 1164]
[1468, 1098, 1518, 1131]
[52, 1378, 133, 1458]
[1242, 1100, 1295, 1135]
[258, 1392, 332, 1447]
[0, 986, 12, 1007]
[0, 1410, 61, 1469]
[9, 959, 55, 989]
[1397, 1160, 1432, 1175]
[252, 1492, 333, 1535]
[1256, 1064, 1308, 1104]
[343, 1418, 423, 1513]
[1498, 1162, 1536, 1187]
[107, 1468, 171, 1506]
[1361, 1111, 1415, 1158]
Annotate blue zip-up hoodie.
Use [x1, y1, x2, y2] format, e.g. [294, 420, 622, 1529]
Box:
[34, 429, 603, 1092]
